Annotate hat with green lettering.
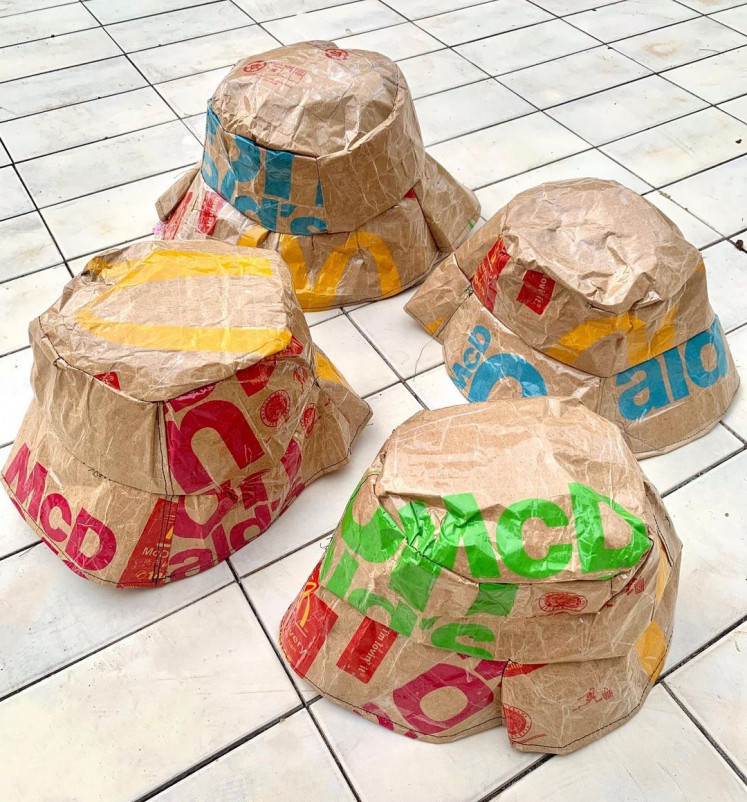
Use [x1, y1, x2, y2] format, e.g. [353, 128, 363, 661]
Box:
[405, 178, 739, 457]
[280, 397, 682, 753]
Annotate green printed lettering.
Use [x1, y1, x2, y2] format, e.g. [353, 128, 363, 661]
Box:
[495, 499, 571, 579]
[325, 550, 359, 599]
[467, 583, 519, 617]
[340, 490, 404, 563]
[431, 622, 495, 660]
[570, 483, 650, 573]
[347, 589, 416, 637]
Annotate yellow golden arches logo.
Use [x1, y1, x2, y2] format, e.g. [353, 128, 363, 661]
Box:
[280, 231, 401, 308]
[544, 307, 678, 368]
[76, 248, 291, 355]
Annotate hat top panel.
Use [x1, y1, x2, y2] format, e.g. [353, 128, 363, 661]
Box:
[211, 41, 402, 157]
[376, 397, 651, 583]
[40, 240, 298, 402]
[496, 178, 702, 312]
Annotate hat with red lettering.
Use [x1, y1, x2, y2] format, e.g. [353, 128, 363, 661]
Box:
[155, 40, 479, 311]
[280, 397, 682, 753]
[1, 239, 371, 588]
[405, 178, 739, 457]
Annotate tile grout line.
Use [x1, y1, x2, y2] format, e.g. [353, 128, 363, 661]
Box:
[226, 558, 365, 802]
[661, 682, 747, 787]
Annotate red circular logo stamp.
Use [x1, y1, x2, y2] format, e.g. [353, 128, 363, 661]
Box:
[243, 59, 267, 73]
[503, 705, 532, 740]
[324, 48, 349, 60]
[301, 404, 318, 437]
[538, 592, 588, 613]
[260, 390, 291, 427]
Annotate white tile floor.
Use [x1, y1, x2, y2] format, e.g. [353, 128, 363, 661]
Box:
[0, 1, 745, 800]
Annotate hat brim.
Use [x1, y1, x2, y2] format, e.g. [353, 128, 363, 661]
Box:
[280, 551, 679, 753]
[2, 358, 370, 589]
[157, 159, 479, 311]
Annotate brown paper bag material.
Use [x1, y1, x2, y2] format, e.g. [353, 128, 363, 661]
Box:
[405, 180, 739, 457]
[156, 40, 479, 310]
[280, 398, 681, 752]
[1, 240, 371, 587]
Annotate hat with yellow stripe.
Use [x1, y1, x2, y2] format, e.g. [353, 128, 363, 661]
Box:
[406, 178, 739, 457]
[1, 239, 371, 588]
[280, 398, 681, 753]
[155, 40, 480, 311]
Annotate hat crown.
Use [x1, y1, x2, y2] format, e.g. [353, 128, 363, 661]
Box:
[212, 41, 402, 158]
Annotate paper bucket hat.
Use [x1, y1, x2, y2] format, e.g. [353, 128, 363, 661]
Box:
[155, 40, 480, 310]
[280, 398, 682, 753]
[1, 240, 371, 588]
[406, 178, 739, 457]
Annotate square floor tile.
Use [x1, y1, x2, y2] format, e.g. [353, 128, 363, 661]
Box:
[642, 423, 743, 495]
[243, 539, 327, 700]
[0, 586, 299, 802]
[0, 87, 176, 162]
[602, 107, 747, 187]
[547, 75, 707, 146]
[107, 2, 252, 52]
[476, 149, 650, 217]
[230, 383, 423, 575]
[313, 697, 539, 802]
[385, 0, 492, 18]
[156, 67, 232, 117]
[415, 79, 533, 146]
[41, 167, 187, 259]
[0, 545, 233, 697]
[0, 348, 34, 447]
[457, 18, 597, 76]
[152, 711, 355, 801]
[663, 451, 747, 666]
[398, 49, 487, 99]
[713, 5, 747, 35]
[337, 22, 443, 61]
[0, 57, 146, 123]
[499, 687, 747, 801]
[310, 315, 398, 396]
[349, 288, 444, 378]
[84, 0, 219, 24]
[264, 0, 404, 45]
[667, 624, 747, 775]
[530, 0, 620, 11]
[724, 324, 747, 438]
[428, 112, 588, 190]
[665, 154, 747, 236]
[0, 445, 37, 559]
[19, 120, 201, 206]
[406, 364, 467, 410]
[0, 4, 98, 48]
[614, 17, 747, 71]
[0, 167, 32, 220]
[419, 0, 551, 47]
[677, 0, 747, 9]
[305, 307, 340, 327]
[643, 191, 721, 248]
[501, 46, 651, 109]
[665, 46, 747, 104]
[0, 265, 69, 356]
[703, 239, 747, 332]
[721, 92, 747, 122]
[0, 0, 78, 16]
[0, 28, 120, 84]
[131, 26, 276, 83]
[568, 0, 697, 43]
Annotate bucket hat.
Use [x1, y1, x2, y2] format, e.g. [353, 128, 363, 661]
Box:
[155, 40, 480, 310]
[281, 397, 681, 753]
[406, 178, 738, 457]
[1, 240, 371, 587]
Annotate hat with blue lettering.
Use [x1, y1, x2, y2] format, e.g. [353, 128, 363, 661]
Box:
[280, 398, 681, 752]
[406, 178, 738, 457]
[155, 40, 479, 310]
